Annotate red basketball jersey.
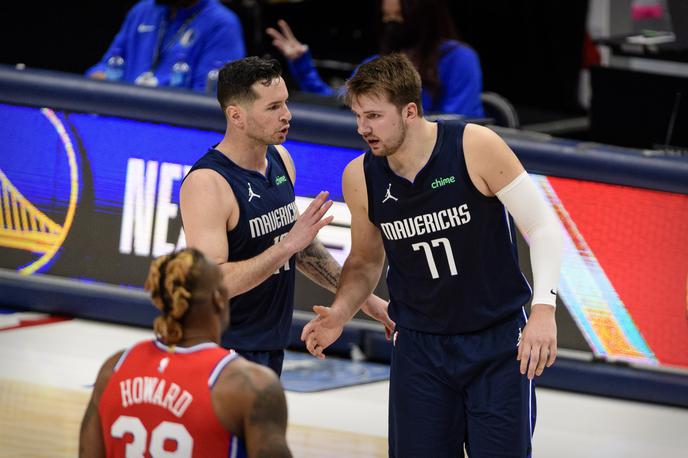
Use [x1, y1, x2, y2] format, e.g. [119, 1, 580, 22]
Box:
[98, 340, 246, 457]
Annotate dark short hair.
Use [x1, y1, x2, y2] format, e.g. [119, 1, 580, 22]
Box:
[217, 56, 283, 110]
[344, 53, 423, 117]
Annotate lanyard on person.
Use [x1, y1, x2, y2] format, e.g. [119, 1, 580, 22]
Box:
[136, 10, 200, 87]
[149, 10, 200, 71]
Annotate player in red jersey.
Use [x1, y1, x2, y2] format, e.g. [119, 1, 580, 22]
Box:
[79, 248, 291, 458]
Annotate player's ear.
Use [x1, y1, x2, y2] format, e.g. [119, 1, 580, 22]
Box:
[404, 103, 418, 120]
[212, 288, 222, 311]
[227, 104, 245, 128]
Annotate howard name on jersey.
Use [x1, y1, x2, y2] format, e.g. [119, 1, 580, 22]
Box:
[118, 375, 193, 418]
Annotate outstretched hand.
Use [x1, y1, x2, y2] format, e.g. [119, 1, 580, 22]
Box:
[360, 295, 395, 340]
[517, 304, 557, 380]
[283, 191, 333, 254]
[301, 305, 348, 360]
[266, 19, 309, 61]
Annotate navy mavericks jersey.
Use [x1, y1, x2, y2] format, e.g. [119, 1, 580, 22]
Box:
[364, 121, 532, 334]
[187, 146, 296, 350]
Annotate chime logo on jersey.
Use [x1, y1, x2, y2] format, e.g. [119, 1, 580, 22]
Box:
[275, 175, 287, 186]
[431, 175, 456, 189]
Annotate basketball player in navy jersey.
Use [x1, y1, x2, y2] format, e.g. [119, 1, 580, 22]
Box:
[180, 57, 393, 376]
[302, 54, 563, 457]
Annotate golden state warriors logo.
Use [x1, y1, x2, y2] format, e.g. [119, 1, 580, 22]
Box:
[0, 108, 79, 274]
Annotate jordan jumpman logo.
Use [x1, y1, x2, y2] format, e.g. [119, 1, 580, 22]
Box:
[383, 183, 398, 203]
[248, 182, 261, 202]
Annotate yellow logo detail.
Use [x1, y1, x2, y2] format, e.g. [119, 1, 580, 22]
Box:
[0, 108, 79, 274]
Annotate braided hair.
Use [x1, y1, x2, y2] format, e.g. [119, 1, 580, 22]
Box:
[144, 248, 205, 345]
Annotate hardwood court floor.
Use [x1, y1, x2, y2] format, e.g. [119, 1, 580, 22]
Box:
[0, 378, 387, 458]
[0, 379, 85, 457]
[1, 318, 687, 457]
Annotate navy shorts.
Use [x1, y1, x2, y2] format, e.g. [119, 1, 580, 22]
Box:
[389, 310, 535, 458]
[236, 349, 285, 376]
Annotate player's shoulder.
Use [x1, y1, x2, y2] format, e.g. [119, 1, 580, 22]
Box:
[462, 123, 503, 152]
[102, 350, 126, 375]
[211, 357, 282, 418]
[182, 167, 233, 199]
[273, 144, 296, 181]
[92, 349, 127, 404]
[101, 340, 154, 376]
[342, 154, 368, 202]
[210, 357, 287, 440]
[273, 144, 291, 163]
[217, 357, 280, 392]
[343, 153, 366, 178]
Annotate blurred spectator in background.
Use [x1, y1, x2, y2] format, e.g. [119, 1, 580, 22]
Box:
[267, 0, 484, 117]
[86, 0, 245, 92]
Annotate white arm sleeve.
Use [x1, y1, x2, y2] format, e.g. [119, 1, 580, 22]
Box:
[496, 172, 563, 307]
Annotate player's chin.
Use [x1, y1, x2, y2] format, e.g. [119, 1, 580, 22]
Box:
[371, 147, 391, 157]
[273, 132, 288, 144]
[368, 143, 384, 156]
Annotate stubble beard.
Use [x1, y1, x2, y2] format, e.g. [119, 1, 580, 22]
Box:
[379, 122, 407, 157]
[246, 117, 282, 146]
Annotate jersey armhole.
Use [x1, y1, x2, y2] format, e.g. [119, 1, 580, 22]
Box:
[186, 165, 239, 197]
[457, 123, 499, 202]
[187, 164, 244, 235]
[363, 153, 376, 223]
[113, 345, 135, 372]
[271, 145, 295, 189]
[208, 351, 240, 388]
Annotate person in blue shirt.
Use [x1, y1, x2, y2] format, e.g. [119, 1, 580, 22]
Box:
[87, 0, 245, 92]
[266, 0, 484, 117]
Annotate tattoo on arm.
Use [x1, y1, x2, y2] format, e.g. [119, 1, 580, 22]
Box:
[251, 380, 291, 458]
[228, 367, 292, 458]
[249, 379, 288, 429]
[295, 240, 341, 293]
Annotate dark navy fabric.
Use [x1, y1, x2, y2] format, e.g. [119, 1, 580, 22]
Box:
[187, 146, 296, 351]
[389, 311, 535, 458]
[236, 349, 285, 376]
[364, 120, 532, 335]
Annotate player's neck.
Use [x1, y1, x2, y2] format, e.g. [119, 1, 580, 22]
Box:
[386, 120, 438, 182]
[175, 334, 218, 348]
[215, 137, 269, 175]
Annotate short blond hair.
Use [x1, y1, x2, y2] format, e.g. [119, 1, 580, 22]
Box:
[344, 53, 423, 116]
